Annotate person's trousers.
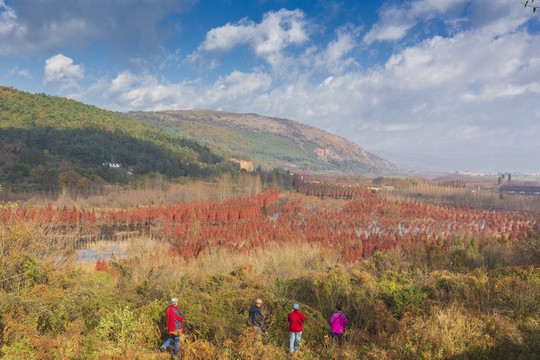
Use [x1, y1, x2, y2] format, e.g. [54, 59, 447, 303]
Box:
[329, 331, 343, 346]
[252, 326, 262, 346]
[289, 331, 302, 353]
[162, 334, 181, 354]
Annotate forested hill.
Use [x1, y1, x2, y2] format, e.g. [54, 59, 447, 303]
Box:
[127, 109, 396, 174]
[0, 87, 228, 191]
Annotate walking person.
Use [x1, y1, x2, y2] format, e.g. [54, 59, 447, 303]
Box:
[248, 298, 268, 346]
[287, 303, 305, 355]
[329, 304, 347, 346]
[160, 298, 184, 355]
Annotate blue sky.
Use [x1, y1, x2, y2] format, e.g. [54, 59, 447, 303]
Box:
[1, 0, 540, 173]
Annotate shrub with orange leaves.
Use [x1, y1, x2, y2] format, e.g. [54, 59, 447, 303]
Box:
[95, 258, 109, 272]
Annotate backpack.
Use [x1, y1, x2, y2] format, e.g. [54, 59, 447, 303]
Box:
[246, 314, 254, 327]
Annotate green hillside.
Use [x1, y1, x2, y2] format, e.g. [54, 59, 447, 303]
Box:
[0, 87, 230, 191]
[127, 110, 396, 174]
[126, 112, 325, 168]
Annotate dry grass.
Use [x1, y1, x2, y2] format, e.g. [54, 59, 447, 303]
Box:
[6, 173, 264, 210]
[82, 237, 341, 288]
[21, 181, 221, 209]
[187, 242, 340, 280]
[402, 304, 487, 358]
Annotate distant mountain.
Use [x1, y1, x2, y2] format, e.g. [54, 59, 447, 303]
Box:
[0, 87, 228, 191]
[127, 110, 396, 174]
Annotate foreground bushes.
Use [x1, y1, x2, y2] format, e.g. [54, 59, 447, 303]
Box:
[0, 237, 538, 359]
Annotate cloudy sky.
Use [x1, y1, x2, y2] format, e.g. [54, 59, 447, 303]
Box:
[1, 0, 539, 173]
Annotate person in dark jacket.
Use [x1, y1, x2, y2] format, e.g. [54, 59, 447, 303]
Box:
[287, 303, 305, 355]
[248, 298, 268, 345]
[160, 298, 184, 355]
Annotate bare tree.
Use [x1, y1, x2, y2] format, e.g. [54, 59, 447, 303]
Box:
[524, 0, 539, 13]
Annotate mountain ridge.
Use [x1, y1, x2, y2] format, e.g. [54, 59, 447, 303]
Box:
[127, 109, 396, 174]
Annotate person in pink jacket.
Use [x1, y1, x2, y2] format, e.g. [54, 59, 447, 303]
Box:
[329, 304, 347, 346]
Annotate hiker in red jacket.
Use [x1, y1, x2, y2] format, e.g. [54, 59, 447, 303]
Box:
[287, 303, 305, 355]
[160, 298, 184, 355]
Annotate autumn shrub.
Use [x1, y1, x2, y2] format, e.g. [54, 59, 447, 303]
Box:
[0, 220, 36, 291]
[481, 242, 510, 269]
[512, 235, 540, 266]
[95, 304, 160, 351]
[443, 238, 482, 272]
[178, 333, 226, 359]
[0, 217, 77, 295]
[387, 284, 428, 318]
[398, 304, 489, 359]
[0, 308, 35, 352]
[490, 266, 540, 317]
[94, 258, 109, 272]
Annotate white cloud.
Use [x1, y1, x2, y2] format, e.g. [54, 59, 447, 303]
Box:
[109, 71, 137, 93]
[104, 70, 271, 112]
[106, 72, 188, 110]
[7, 66, 32, 79]
[203, 71, 272, 104]
[253, 9, 308, 55]
[0, 0, 194, 55]
[0, 1, 95, 54]
[409, 0, 468, 15]
[468, 0, 531, 35]
[43, 54, 84, 86]
[462, 83, 540, 102]
[315, 25, 359, 73]
[0, 0, 16, 34]
[383, 123, 420, 132]
[364, 24, 412, 44]
[18, 69, 31, 79]
[201, 19, 253, 52]
[0, 0, 28, 53]
[197, 9, 308, 70]
[363, 0, 468, 44]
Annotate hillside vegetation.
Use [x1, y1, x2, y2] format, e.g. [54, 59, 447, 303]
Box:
[127, 110, 396, 174]
[0, 87, 231, 192]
